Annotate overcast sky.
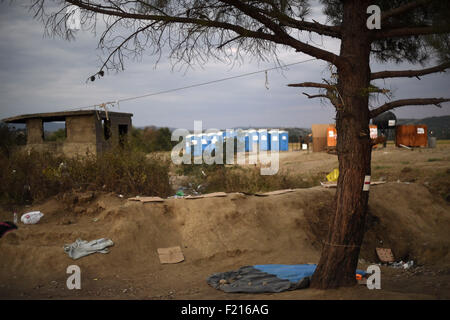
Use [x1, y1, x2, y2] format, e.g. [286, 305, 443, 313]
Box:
[0, 1, 449, 130]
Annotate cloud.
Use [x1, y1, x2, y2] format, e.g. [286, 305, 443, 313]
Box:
[0, 1, 449, 130]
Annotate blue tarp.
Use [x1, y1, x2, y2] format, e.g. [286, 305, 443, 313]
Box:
[207, 264, 366, 293]
[254, 264, 366, 283]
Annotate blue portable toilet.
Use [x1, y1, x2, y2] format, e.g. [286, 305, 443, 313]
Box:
[224, 129, 235, 139]
[269, 130, 280, 152]
[205, 131, 222, 153]
[192, 134, 202, 157]
[258, 129, 270, 151]
[245, 129, 259, 152]
[201, 133, 209, 152]
[235, 129, 246, 153]
[185, 134, 194, 155]
[224, 129, 235, 147]
[280, 130, 289, 151]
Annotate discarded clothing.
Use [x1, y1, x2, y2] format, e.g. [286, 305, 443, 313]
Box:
[64, 238, 114, 260]
[0, 221, 18, 238]
[207, 264, 366, 293]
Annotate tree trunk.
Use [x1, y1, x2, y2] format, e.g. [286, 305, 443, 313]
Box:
[310, 0, 373, 289]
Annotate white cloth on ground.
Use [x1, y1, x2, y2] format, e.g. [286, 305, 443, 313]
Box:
[64, 238, 114, 260]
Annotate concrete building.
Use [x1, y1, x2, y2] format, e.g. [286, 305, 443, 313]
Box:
[2, 110, 133, 157]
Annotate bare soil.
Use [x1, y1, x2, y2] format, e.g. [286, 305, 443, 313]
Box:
[1, 144, 449, 299]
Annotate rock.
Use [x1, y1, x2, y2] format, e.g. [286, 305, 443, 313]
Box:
[86, 208, 96, 215]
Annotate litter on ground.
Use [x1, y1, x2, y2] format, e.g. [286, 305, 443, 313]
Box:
[64, 238, 114, 260]
[128, 196, 165, 203]
[326, 168, 339, 182]
[255, 189, 295, 196]
[185, 192, 227, 199]
[321, 181, 386, 188]
[21, 211, 44, 224]
[157, 246, 185, 264]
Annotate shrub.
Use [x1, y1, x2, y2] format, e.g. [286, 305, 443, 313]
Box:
[175, 163, 321, 194]
[0, 147, 172, 205]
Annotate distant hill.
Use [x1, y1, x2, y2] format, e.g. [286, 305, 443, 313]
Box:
[397, 116, 450, 139]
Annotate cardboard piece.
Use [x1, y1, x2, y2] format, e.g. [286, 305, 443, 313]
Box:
[185, 192, 227, 199]
[255, 189, 295, 197]
[157, 246, 185, 264]
[376, 247, 395, 263]
[128, 196, 165, 203]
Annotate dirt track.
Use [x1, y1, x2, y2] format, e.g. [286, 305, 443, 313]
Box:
[1, 178, 450, 299]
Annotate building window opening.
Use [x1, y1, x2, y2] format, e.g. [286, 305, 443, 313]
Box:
[118, 124, 128, 147]
[43, 121, 66, 142]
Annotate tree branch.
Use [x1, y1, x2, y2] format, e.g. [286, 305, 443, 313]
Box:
[217, 0, 344, 66]
[370, 98, 450, 118]
[381, 0, 433, 22]
[65, 0, 345, 68]
[287, 82, 334, 90]
[371, 62, 450, 80]
[302, 92, 329, 100]
[251, 3, 341, 38]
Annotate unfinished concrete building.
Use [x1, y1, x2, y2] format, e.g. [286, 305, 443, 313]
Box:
[2, 110, 133, 157]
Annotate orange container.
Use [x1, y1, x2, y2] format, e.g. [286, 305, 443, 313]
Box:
[396, 125, 428, 147]
[327, 125, 337, 147]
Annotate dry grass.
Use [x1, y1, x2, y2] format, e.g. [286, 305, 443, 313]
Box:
[0, 147, 172, 205]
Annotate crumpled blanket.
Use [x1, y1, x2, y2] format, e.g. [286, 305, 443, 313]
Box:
[64, 238, 114, 260]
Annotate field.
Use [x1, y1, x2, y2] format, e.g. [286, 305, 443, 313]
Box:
[0, 144, 449, 299]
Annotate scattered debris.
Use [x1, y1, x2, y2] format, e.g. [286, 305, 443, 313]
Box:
[389, 260, 414, 269]
[21, 211, 44, 225]
[399, 144, 413, 150]
[176, 190, 185, 197]
[157, 246, 185, 264]
[321, 181, 386, 188]
[64, 238, 114, 260]
[326, 168, 339, 182]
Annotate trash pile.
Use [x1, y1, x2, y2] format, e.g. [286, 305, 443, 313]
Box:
[375, 247, 415, 269]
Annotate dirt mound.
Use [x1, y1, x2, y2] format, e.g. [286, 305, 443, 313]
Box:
[0, 182, 449, 299]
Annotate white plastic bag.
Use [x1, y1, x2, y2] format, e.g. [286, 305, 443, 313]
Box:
[21, 211, 44, 224]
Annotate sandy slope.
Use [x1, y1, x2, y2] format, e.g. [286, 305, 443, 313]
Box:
[1, 181, 449, 299]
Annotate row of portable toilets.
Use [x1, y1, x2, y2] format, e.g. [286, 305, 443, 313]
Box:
[185, 129, 289, 156]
